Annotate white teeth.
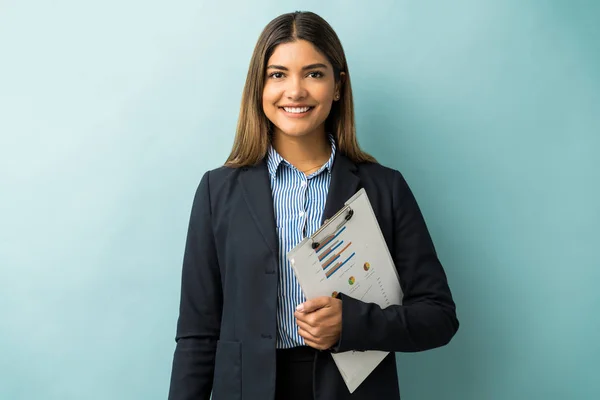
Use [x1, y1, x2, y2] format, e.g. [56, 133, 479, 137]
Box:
[283, 106, 311, 113]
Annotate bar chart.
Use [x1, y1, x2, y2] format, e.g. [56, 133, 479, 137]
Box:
[315, 226, 356, 279]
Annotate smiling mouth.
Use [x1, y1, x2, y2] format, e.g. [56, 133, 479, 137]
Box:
[279, 106, 314, 114]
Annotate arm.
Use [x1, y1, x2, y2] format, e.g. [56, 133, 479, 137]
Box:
[333, 170, 459, 353]
[168, 171, 222, 400]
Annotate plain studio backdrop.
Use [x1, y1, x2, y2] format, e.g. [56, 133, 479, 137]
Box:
[1, 1, 598, 399]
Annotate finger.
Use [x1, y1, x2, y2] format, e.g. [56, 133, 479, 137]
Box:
[300, 331, 328, 351]
[296, 317, 321, 336]
[302, 337, 318, 349]
[297, 326, 319, 343]
[294, 309, 322, 327]
[294, 310, 311, 325]
[303, 338, 327, 351]
[295, 304, 336, 321]
[297, 296, 330, 313]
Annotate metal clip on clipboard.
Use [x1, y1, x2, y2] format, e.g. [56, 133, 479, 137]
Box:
[311, 205, 354, 249]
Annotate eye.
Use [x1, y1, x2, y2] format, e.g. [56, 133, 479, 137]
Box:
[268, 72, 285, 79]
[307, 71, 324, 78]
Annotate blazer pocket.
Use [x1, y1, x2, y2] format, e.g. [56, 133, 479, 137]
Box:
[212, 340, 241, 400]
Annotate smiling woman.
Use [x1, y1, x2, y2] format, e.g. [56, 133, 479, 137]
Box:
[225, 11, 376, 169]
[168, 11, 458, 400]
[263, 43, 337, 141]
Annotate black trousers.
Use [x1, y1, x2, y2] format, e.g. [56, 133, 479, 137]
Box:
[275, 346, 317, 400]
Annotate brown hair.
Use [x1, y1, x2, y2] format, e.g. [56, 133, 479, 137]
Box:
[225, 11, 376, 167]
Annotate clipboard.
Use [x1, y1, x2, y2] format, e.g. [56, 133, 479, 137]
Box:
[287, 188, 404, 393]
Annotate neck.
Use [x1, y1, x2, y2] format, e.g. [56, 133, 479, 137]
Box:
[272, 130, 331, 173]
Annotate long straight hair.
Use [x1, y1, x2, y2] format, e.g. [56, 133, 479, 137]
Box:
[225, 11, 376, 167]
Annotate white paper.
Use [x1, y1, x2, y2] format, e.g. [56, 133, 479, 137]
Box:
[287, 189, 403, 393]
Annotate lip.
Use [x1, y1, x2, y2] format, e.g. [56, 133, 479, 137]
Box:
[278, 105, 314, 118]
[278, 104, 314, 108]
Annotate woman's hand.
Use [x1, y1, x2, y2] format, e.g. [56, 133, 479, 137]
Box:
[294, 296, 342, 350]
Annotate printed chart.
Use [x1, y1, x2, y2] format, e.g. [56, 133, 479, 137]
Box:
[314, 227, 356, 279]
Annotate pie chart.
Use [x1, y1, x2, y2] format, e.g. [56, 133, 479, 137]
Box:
[348, 276, 355, 285]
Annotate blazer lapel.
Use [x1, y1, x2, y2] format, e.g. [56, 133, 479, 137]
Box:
[322, 153, 361, 223]
[238, 162, 279, 258]
[237, 153, 360, 257]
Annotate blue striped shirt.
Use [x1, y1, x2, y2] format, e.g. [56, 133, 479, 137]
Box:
[267, 136, 336, 348]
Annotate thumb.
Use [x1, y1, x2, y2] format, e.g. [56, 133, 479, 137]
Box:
[297, 296, 329, 313]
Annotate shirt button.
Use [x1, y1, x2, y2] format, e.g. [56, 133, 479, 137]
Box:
[299, 211, 305, 217]
[301, 181, 307, 187]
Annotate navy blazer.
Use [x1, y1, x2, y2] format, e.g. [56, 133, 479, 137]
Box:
[168, 152, 459, 400]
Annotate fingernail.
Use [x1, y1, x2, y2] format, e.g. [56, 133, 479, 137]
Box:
[296, 304, 304, 312]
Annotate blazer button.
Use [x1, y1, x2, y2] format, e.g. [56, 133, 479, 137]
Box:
[261, 334, 272, 339]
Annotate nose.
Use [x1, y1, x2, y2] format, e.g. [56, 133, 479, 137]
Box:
[285, 76, 307, 100]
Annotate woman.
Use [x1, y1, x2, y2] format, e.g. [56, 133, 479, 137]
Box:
[168, 11, 458, 400]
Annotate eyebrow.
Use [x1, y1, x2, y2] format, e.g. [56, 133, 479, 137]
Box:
[266, 63, 328, 71]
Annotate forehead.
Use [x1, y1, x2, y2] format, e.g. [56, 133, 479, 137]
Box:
[267, 40, 331, 68]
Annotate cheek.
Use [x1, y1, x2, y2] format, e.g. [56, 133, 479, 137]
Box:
[262, 91, 283, 127]
[314, 86, 335, 107]
[316, 93, 334, 114]
[261, 90, 270, 108]
[261, 98, 271, 118]
[262, 83, 279, 102]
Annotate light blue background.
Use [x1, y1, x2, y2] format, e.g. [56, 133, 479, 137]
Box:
[1, 1, 598, 399]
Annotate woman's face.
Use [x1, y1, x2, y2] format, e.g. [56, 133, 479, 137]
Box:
[262, 39, 339, 140]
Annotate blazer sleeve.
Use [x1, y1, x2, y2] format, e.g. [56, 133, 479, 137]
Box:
[333, 170, 459, 353]
[168, 171, 222, 400]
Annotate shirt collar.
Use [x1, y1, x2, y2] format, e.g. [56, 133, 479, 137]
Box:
[267, 134, 336, 179]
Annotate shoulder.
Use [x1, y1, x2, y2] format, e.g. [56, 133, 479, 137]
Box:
[190, 165, 242, 207]
[355, 161, 413, 203]
[193, 161, 270, 203]
[356, 161, 407, 187]
[198, 163, 243, 190]
[203, 165, 240, 189]
[356, 161, 397, 176]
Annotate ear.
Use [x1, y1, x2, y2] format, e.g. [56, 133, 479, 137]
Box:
[334, 72, 346, 101]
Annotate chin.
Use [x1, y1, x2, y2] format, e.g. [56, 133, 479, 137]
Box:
[278, 129, 312, 137]
[274, 124, 324, 138]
